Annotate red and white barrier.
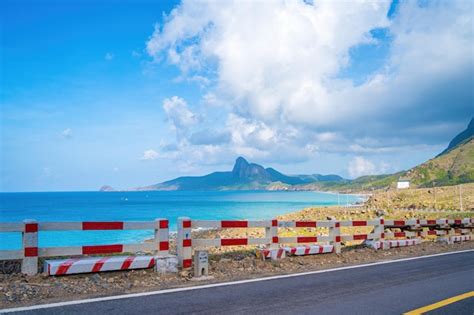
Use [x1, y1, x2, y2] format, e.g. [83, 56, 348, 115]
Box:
[365, 240, 389, 250]
[386, 238, 421, 248]
[0, 218, 168, 275]
[257, 248, 286, 260]
[449, 235, 471, 243]
[284, 244, 334, 256]
[45, 255, 156, 276]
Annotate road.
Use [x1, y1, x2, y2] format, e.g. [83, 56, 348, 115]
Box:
[4, 251, 474, 315]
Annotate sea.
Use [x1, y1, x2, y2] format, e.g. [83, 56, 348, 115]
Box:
[0, 191, 361, 250]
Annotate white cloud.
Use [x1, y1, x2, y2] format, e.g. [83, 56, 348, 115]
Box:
[105, 52, 114, 61]
[61, 128, 72, 139]
[347, 156, 392, 178]
[147, 1, 472, 139]
[347, 156, 377, 178]
[163, 96, 197, 133]
[141, 149, 159, 160]
[145, 1, 473, 173]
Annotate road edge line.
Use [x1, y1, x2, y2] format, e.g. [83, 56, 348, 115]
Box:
[2, 248, 473, 313]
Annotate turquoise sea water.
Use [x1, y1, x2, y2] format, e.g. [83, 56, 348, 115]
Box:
[0, 191, 360, 250]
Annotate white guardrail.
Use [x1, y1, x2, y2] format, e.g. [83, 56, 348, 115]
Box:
[0, 217, 473, 275]
[176, 217, 474, 269]
[0, 219, 169, 275]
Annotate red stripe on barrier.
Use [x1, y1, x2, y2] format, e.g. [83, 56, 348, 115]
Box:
[159, 220, 169, 229]
[416, 219, 420, 224]
[277, 249, 283, 258]
[121, 256, 135, 270]
[455, 220, 462, 225]
[427, 230, 436, 235]
[295, 222, 317, 228]
[394, 232, 406, 237]
[183, 239, 192, 247]
[183, 259, 192, 268]
[380, 219, 384, 225]
[159, 241, 169, 251]
[272, 237, 279, 243]
[92, 257, 109, 272]
[393, 220, 405, 226]
[304, 246, 311, 255]
[82, 244, 123, 255]
[335, 236, 341, 242]
[221, 221, 248, 228]
[272, 220, 278, 227]
[147, 258, 155, 268]
[221, 238, 248, 246]
[297, 237, 317, 243]
[290, 248, 297, 255]
[182, 220, 191, 228]
[426, 220, 436, 225]
[24, 247, 38, 257]
[352, 221, 367, 226]
[381, 233, 385, 239]
[335, 222, 340, 228]
[353, 234, 367, 240]
[319, 246, 323, 254]
[25, 223, 38, 233]
[82, 222, 124, 230]
[56, 259, 77, 275]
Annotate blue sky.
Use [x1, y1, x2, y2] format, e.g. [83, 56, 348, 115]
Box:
[1, 0, 473, 192]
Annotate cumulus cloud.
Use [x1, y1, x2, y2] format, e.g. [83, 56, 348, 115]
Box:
[146, 0, 473, 171]
[348, 156, 377, 178]
[141, 149, 159, 160]
[347, 156, 391, 178]
[163, 96, 197, 133]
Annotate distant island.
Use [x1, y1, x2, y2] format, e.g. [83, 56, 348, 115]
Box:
[129, 156, 346, 191]
[101, 118, 473, 192]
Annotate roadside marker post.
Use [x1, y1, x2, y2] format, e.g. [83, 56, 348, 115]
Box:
[329, 219, 341, 254]
[22, 219, 38, 276]
[155, 218, 169, 257]
[177, 217, 193, 269]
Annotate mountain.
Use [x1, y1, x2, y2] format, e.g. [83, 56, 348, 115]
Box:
[99, 185, 116, 192]
[325, 118, 474, 191]
[120, 119, 474, 192]
[438, 118, 473, 156]
[134, 157, 344, 191]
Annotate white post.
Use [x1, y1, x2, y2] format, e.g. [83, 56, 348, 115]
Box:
[155, 218, 169, 257]
[373, 217, 386, 250]
[329, 219, 341, 254]
[265, 219, 279, 249]
[177, 217, 192, 269]
[22, 219, 38, 276]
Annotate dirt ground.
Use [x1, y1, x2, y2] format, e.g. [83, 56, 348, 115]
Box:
[1, 240, 473, 309]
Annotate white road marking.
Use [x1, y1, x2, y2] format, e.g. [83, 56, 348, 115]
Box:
[1, 249, 473, 313]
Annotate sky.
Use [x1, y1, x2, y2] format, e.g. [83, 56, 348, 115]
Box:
[1, 0, 473, 192]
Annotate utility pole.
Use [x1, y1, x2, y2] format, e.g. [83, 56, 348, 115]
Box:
[459, 184, 463, 211]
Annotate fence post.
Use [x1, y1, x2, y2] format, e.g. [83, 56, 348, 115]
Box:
[22, 219, 38, 276]
[266, 219, 279, 249]
[329, 219, 341, 254]
[374, 217, 385, 250]
[177, 217, 192, 269]
[155, 218, 169, 256]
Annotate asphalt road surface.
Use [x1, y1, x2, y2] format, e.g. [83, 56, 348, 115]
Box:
[4, 251, 474, 315]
